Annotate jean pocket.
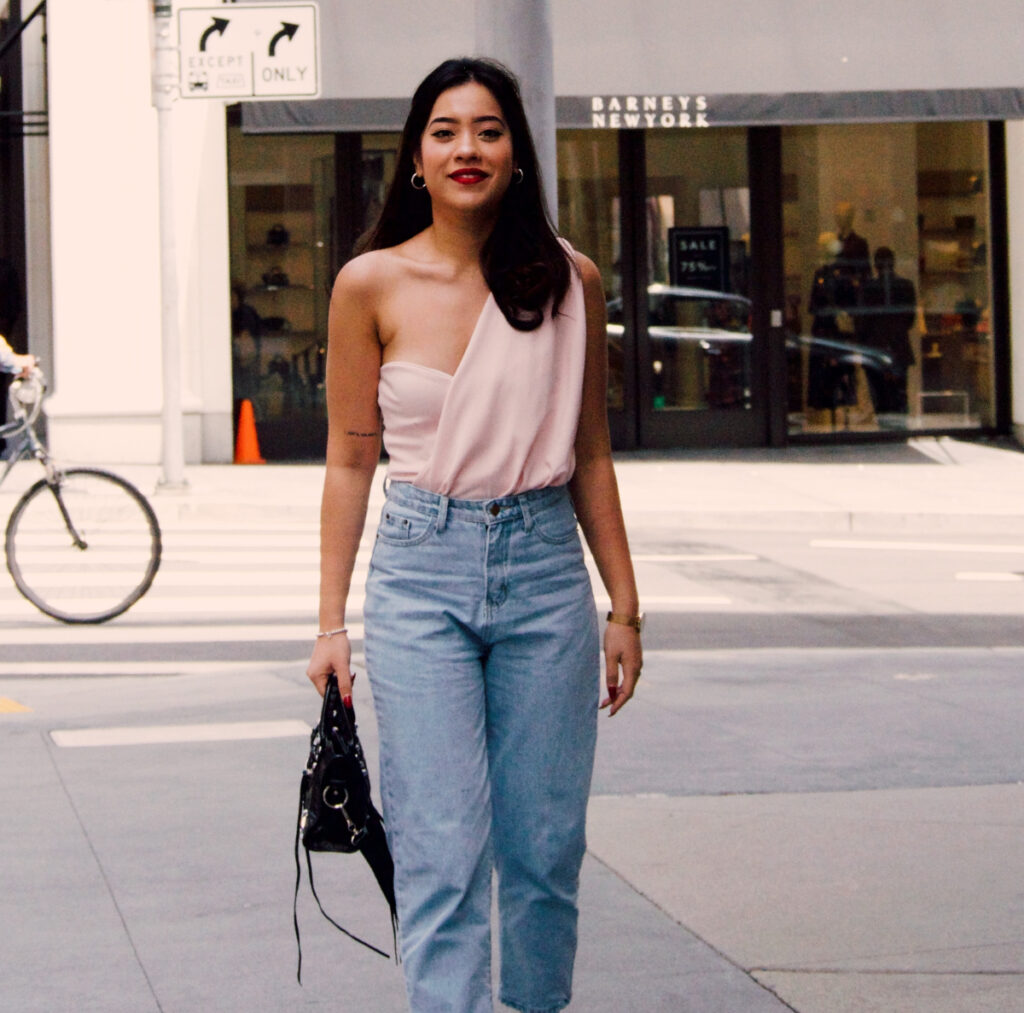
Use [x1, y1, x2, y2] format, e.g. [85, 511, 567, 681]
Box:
[376, 505, 436, 545]
[531, 497, 580, 545]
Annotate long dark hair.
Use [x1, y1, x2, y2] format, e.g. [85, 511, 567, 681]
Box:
[358, 57, 573, 331]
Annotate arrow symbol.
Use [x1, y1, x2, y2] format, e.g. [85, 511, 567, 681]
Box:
[268, 22, 299, 57]
[199, 17, 229, 52]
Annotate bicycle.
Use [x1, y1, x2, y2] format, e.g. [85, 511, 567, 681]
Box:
[1, 369, 162, 623]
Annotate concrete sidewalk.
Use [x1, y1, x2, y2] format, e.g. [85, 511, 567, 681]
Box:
[112, 433, 1024, 535]
[2, 434, 1023, 1011]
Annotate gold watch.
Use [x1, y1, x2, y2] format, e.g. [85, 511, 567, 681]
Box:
[607, 611, 645, 633]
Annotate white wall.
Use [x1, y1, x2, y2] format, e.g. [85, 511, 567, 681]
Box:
[1006, 120, 1024, 445]
[550, 0, 1024, 95]
[176, 101, 234, 464]
[303, 0, 1024, 98]
[44, 0, 231, 464]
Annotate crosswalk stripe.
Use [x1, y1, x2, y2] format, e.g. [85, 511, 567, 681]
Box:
[955, 571, 1023, 582]
[5, 569, 360, 589]
[631, 553, 758, 563]
[594, 594, 730, 608]
[156, 532, 321, 548]
[0, 622, 365, 646]
[812, 538, 1024, 554]
[51, 719, 311, 748]
[0, 660, 296, 677]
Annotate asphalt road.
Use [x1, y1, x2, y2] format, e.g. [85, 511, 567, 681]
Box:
[3, 508, 1023, 1011]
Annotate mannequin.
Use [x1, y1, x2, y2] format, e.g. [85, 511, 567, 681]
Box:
[806, 228, 877, 430]
[833, 201, 870, 282]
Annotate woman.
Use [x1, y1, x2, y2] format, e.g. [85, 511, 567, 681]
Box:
[307, 57, 642, 1013]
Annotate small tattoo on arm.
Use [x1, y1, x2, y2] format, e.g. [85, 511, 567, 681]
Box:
[346, 430, 379, 438]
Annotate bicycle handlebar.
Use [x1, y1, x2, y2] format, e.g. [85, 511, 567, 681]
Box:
[6, 366, 46, 433]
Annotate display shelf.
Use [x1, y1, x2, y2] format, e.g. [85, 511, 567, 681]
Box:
[920, 267, 985, 278]
[232, 183, 324, 438]
[246, 241, 315, 252]
[917, 170, 983, 198]
[919, 228, 976, 239]
[250, 283, 316, 292]
[258, 327, 316, 339]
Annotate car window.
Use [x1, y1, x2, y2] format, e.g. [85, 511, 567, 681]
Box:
[652, 294, 749, 332]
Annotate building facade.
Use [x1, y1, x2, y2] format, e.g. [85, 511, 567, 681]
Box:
[5, 0, 1024, 461]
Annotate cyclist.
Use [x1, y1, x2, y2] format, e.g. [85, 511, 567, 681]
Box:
[0, 334, 35, 377]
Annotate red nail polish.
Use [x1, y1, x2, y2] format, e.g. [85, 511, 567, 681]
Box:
[342, 695, 353, 708]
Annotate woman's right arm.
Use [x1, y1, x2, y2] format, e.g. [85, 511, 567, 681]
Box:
[306, 257, 384, 698]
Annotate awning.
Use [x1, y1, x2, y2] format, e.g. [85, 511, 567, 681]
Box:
[241, 0, 1024, 134]
[243, 87, 1024, 134]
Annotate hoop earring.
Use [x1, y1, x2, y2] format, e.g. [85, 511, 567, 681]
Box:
[410, 172, 427, 190]
[512, 167, 524, 185]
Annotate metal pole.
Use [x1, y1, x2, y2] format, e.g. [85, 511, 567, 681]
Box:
[474, 0, 558, 226]
[0, 0, 47, 63]
[151, 1, 188, 489]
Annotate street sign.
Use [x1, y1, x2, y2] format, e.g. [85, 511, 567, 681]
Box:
[177, 3, 319, 100]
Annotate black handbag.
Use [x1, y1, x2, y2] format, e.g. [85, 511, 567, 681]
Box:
[293, 673, 398, 982]
[262, 267, 289, 288]
[260, 315, 290, 332]
[267, 223, 290, 246]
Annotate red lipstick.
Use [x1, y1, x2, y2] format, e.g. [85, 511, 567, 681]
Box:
[450, 169, 488, 184]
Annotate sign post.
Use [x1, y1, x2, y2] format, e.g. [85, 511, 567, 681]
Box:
[151, 1, 187, 490]
[148, 3, 319, 489]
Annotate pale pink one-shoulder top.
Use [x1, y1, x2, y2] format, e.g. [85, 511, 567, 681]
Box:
[377, 261, 587, 500]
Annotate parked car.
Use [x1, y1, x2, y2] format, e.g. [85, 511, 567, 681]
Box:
[606, 285, 908, 413]
[607, 284, 752, 410]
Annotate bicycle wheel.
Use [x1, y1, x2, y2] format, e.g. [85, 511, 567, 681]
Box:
[5, 468, 162, 624]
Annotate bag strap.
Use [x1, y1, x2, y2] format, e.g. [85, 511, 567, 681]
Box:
[358, 818, 400, 959]
[293, 789, 306, 983]
[293, 797, 391, 984]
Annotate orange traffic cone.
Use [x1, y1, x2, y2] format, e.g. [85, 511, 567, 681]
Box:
[234, 399, 265, 464]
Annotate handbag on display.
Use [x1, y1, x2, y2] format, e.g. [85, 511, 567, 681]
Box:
[266, 223, 290, 246]
[293, 672, 398, 983]
[260, 315, 290, 332]
[261, 267, 290, 288]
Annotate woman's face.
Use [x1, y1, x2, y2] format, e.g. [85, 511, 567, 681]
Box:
[415, 81, 516, 215]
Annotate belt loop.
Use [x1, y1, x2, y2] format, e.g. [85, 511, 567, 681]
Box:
[518, 493, 534, 532]
[382, 473, 391, 497]
[436, 494, 449, 532]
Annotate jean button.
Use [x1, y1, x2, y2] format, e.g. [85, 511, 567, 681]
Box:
[489, 503, 500, 516]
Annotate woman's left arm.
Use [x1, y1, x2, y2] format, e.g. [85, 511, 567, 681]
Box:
[568, 253, 642, 716]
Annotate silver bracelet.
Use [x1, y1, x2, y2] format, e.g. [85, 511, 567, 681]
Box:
[316, 626, 348, 639]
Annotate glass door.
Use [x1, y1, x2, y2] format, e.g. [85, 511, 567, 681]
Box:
[556, 130, 629, 443]
[638, 129, 766, 447]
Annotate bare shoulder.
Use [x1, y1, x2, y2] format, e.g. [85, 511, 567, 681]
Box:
[330, 249, 392, 305]
[569, 250, 606, 313]
[570, 249, 602, 291]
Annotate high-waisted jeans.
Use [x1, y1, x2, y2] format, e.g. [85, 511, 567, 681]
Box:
[364, 481, 600, 1013]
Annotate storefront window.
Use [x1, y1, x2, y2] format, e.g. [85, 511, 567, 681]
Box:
[783, 122, 993, 434]
[227, 128, 334, 458]
[556, 131, 622, 408]
[360, 133, 401, 239]
[642, 129, 752, 414]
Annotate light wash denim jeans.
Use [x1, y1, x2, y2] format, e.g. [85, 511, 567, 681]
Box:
[364, 481, 600, 1013]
